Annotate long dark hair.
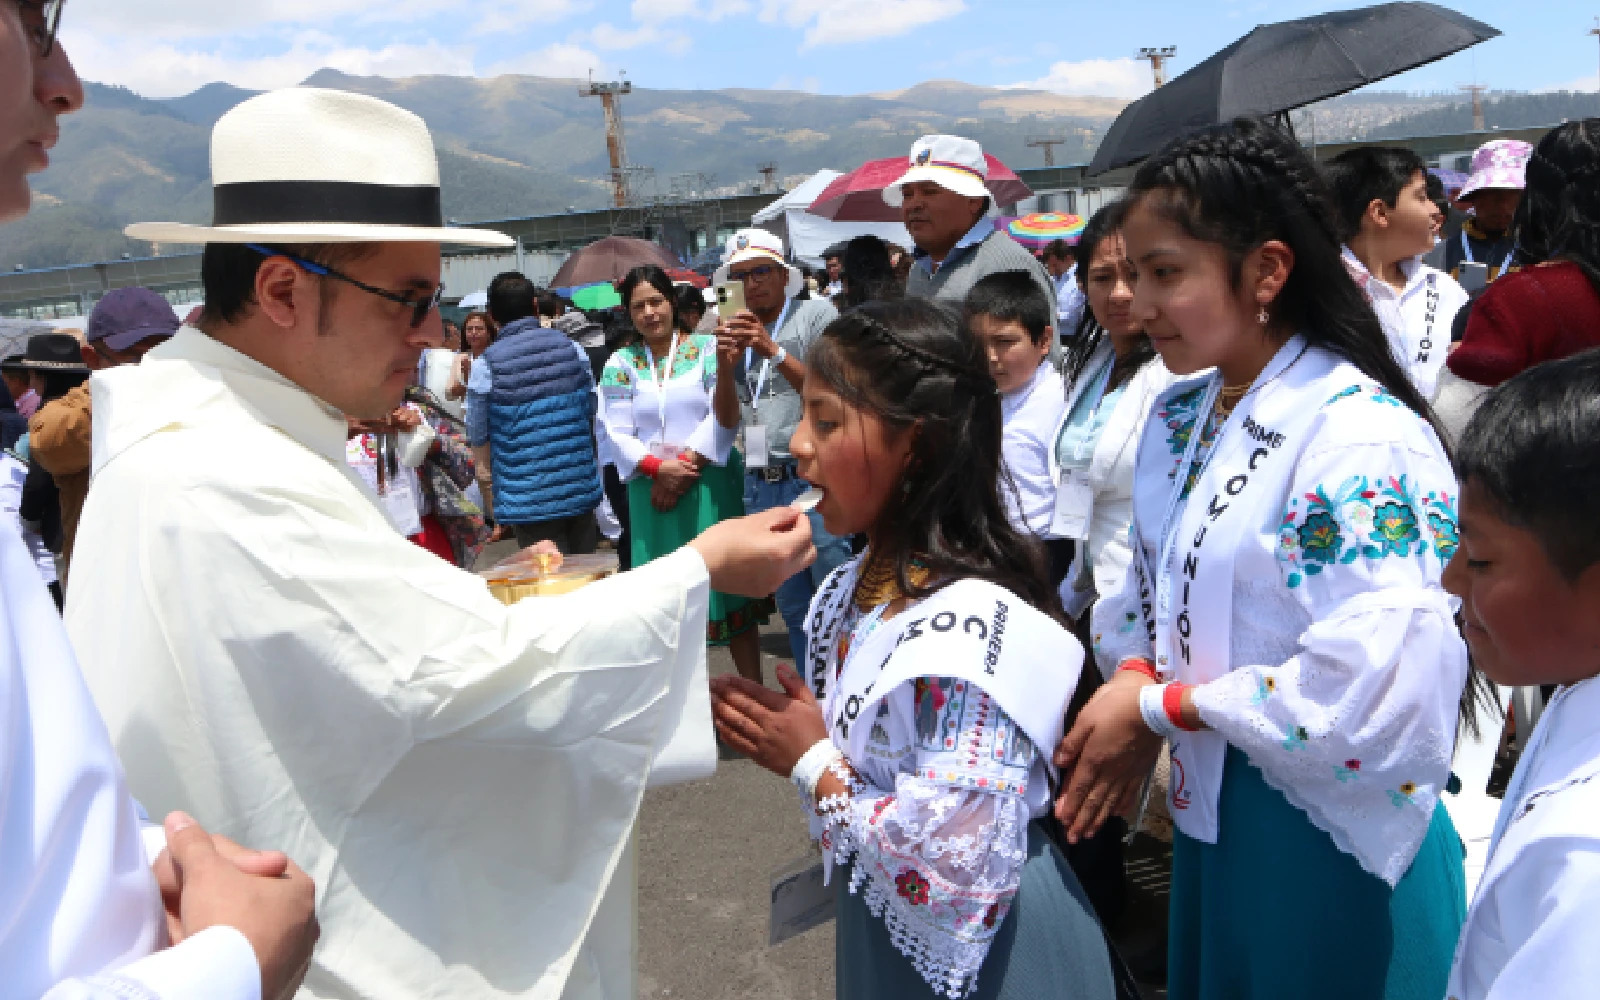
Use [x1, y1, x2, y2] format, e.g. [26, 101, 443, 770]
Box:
[1127, 118, 1436, 427]
[839, 235, 901, 308]
[618, 265, 680, 336]
[1512, 118, 1600, 297]
[807, 299, 1059, 616]
[1063, 200, 1157, 394]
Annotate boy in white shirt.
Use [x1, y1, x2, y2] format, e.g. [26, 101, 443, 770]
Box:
[965, 271, 1069, 580]
[1326, 147, 1469, 401]
[1441, 350, 1600, 1000]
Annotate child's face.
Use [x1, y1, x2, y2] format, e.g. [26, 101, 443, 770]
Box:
[790, 372, 916, 540]
[1443, 480, 1600, 687]
[968, 315, 1048, 395]
[1373, 171, 1436, 262]
[1122, 197, 1284, 380]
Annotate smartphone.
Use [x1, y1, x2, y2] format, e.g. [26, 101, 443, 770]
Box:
[714, 281, 747, 321]
[1458, 261, 1488, 294]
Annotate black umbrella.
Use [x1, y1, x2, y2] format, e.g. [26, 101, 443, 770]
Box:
[1088, 2, 1499, 175]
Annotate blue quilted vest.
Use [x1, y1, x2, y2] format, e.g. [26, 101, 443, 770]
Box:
[481, 318, 603, 524]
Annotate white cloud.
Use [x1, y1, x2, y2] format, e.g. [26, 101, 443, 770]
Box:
[630, 0, 750, 23]
[1008, 57, 1151, 100]
[64, 31, 476, 97]
[484, 43, 608, 82]
[581, 21, 691, 54]
[759, 0, 965, 48]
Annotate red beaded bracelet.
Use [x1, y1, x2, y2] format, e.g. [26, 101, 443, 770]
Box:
[1163, 682, 1201, 732]
[1117, 658, 1159, 681]
[639, 455, 663, 478]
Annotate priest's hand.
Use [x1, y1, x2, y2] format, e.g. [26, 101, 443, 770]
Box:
[154, 834, 292, 945]
[711, 663, 829, 777]
[1052, 671, 1163, 845]
[690, 506, 815, 597]
[163, 811, 320, 1000]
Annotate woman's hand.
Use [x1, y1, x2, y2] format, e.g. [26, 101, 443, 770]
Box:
[712, 663, 830, 778]
[1053, 671, 1164, 844]
[390, 407, 423, 432]
[651, 458, 699, 511]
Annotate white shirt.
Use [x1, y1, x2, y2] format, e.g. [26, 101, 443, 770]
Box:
[0, 513, 259, 1000]
[999, 359, 1067, 537]
[67, 327, 716, 1000]
[1054, 268, 1086, 336]
[1, 450, 57, 585]
[1342, 249, 1469, 401]
[1446, 676, 1600, 1000]
[598, 334, 735, 479]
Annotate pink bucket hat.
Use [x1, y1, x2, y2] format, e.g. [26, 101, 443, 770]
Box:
[1458, 139, 1532, 201]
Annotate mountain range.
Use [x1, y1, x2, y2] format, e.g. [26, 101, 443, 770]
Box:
[5, 71, 1126, 270]
[7, 69, 1597, 272]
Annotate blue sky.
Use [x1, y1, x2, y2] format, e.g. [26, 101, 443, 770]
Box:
[58, 0, 1600, 101]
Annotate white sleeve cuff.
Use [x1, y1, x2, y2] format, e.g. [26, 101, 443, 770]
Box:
[108, 926, 261, 1000]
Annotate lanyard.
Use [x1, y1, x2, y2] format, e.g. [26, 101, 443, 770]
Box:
[641, 332, 680, 444]
[1460, 229, 1515, 272]
[744, 299, 793, 413]
[1064, 353, 1116, 467]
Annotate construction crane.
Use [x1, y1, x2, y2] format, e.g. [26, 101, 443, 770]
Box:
[582, 72, 634, 208]
[757, 162, 779, 194]
[1139, 46, 1177, 89]
[1460, 83, 1488, 131]
[1589, 18, 1600, 96]
[1025, 136, 1067, 167]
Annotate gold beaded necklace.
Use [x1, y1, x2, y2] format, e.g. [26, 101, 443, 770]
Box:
[853, 555, 933, 612]
[1214, 381, 1251, 420]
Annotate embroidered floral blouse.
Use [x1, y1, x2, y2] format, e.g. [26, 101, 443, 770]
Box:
[807, 599, 1046, 998]
[598, 335, 735, 479]
[1093, 374, 1468, 884]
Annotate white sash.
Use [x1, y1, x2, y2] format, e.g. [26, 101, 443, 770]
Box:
[1132, 337, 1348, 844]
[805, 566, 1083, 859]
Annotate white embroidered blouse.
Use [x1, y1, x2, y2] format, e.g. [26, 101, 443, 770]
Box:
[805, 596, 1049, 998]
[1094, 346, 1467, 885]
[598, 334, 736, 479]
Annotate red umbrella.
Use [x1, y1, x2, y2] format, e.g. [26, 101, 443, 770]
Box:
[664, 267, 709, 289]
[551, 236, 679, 288]
[808, 154, 1033, 223]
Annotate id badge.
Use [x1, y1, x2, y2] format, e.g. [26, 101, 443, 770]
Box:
[649, 441, 685, 461]
[1051, 468, 1095, 540]
[745, 425, 770, 469]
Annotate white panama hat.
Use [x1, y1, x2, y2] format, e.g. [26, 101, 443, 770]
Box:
[712, 228, 802, 298]
[125, 88, 513, 249]
[882, 135, 990, 207]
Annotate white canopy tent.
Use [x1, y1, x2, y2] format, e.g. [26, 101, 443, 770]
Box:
[752, 170, 914, 268]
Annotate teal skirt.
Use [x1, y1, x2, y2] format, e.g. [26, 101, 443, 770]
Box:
[836, 821, 1116, 1000]
[1168, 746, 1466, 1000]
[626, 451, 772, 645]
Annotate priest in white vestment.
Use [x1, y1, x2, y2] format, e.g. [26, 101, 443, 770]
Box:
[65, 88, 813, 1000]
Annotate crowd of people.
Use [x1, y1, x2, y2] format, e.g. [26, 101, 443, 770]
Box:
[4, 3, 1600, 1000]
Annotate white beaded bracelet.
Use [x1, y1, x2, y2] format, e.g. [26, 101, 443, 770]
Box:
[789, 738, 845, 804]
[1138, 683, 1184, 739]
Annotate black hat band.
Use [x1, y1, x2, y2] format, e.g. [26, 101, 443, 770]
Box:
[213, 181, 443, 229]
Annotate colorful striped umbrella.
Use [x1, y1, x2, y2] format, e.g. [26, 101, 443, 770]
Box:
[1001, 213, 1086, 250]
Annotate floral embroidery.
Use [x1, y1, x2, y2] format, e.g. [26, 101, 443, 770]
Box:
[895, 869, 931, 906]
[1421, 489, 1460, 562]
[615, 336, 714, 382]
[1278, 474, 1430, 587]
[982, 903, 1001, 929]
[1387, 781, 1418, 807]
[1282, 725, 1309, 751]
[1325, 383, 1405, 408]
[1335, 759, 1361, 782]
[1251, 675, 1278, 705]
[1178, 409, 1225, 500]
[1159, 385, 1209, 455]
[599, 364, 633, 389]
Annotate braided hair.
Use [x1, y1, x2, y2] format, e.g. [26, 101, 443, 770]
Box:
[1127, 118, 1436, 427]
[807, 298, 1059, 616]
[1064, 200, 1156, 395]
[1513, 118, 1600, 298]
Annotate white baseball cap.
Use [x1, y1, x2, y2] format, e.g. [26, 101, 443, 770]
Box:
[882, 135, 990, 207]
[713, 228, 801, 298]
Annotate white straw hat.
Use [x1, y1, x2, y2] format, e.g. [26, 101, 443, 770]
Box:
[712, 228, 802, 298]
[125, 88, 513, 249]
[882, 135, 990, 207]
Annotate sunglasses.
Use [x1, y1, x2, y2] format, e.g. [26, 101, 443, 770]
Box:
[15, 0, 64, 58]
[246, 245, 444, 328]
[728, 263, 782, 283]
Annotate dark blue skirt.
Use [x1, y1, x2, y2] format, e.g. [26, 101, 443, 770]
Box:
[835, 821, 1116, 999]
[1167, 746, 1467, 1000]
